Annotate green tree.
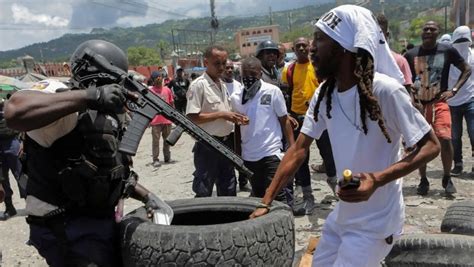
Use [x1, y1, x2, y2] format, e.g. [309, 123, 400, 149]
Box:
[281, 25, 314, 43]
[0, 59, 18, 69]
[127, 46, 162, 66]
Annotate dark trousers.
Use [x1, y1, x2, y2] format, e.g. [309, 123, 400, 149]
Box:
[450, 98, 474, 164]
[293, 115, 311, 187]
[228, 132, 249, 187]
[175, 99, 187, 114]
[245, 155, 293, 206]
[192, 138, 236, 197]
[29, 216, 119, 267]
[315, 130, 336, 177]
[0, 137, 24, 201]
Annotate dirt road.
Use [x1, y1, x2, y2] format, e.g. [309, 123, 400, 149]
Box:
[0, 127, 473, 266]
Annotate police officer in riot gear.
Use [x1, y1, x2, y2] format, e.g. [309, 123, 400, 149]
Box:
[255, 40, 281, 86]
[4, 40, 168, 267]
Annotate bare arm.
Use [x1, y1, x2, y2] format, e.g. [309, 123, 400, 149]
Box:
[278, 115, 295, 147]
[250, 133, 313, 218]
[452, 61, 472, 92]
[338, 130, 440, 202]
[187, 111, 248, 125]
[4, 90, 88, 131]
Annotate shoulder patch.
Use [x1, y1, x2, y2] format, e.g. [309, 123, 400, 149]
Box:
[260, 94, 272, 105]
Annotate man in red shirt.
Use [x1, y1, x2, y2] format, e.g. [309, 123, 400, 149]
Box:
[149, 71, 175, 167]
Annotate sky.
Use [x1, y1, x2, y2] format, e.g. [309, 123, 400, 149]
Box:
[0, 0, 320, 52]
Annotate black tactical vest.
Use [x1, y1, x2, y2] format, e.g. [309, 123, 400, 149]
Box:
[25, 110, 130, 217]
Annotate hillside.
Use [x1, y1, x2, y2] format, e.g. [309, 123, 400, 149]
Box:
[0, 0, 451, 63]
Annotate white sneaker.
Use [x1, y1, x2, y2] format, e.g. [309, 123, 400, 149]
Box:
[152, 161, 162, 168]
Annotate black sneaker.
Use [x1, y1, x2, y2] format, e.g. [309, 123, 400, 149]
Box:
[450, 164, 463, 177]
[442, 176, 457, 195]
[0, 206, 17, 221]
[416, 177, 430, 195]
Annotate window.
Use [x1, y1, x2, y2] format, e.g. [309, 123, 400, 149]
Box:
[257, 30, 261, 34]
[242, 43, 246, 47]
[254, 42, 258, 46]
[269, 29, 272, 32]
[252, 31, 256, 34]
[264, 29, 267, 33]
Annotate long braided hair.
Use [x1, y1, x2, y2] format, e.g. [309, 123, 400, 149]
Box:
[313, 49, 392, 143]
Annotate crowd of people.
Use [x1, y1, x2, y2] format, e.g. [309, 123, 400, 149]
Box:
[0, 3, 473, 266]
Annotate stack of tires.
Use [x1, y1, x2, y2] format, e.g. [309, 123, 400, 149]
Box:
[119, 197, 295, 266]
[385, 200, 474, 266]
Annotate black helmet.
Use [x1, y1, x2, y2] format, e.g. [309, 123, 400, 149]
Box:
[70, 40, 128, 87]
[255, 40, 279, 58]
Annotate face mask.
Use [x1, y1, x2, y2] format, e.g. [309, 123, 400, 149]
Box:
[453, 42, 471, 60]
[242, 76, 259, 90]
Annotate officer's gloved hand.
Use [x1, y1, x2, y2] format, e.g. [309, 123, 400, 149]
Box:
[86, 84, 126, 113]
[145, 192, 174, 225]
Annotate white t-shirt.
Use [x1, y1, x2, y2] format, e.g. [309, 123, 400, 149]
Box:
[225, 79, 242, 97]
[447, 43, 474, 107]
[301, 73, 431, 238]
[230, 80, 287, 161]
[25, 79, 78, 148]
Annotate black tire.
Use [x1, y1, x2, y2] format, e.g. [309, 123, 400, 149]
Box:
[441, 200, 474, 236]
[384, 234, 474, 267]
[119, 197, 294, 266]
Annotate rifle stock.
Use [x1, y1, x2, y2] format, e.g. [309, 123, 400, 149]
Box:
[78, 49, 253, 178]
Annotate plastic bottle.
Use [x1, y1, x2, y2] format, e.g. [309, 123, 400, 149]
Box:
[339, 169, 360, 190]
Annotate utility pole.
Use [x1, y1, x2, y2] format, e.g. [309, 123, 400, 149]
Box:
[269, 6, 273, 25]
[380, 0, 385, 15]
[444, 5, 448, 33]
[288, 12, 292, 31]
[210, 0, 218, 43]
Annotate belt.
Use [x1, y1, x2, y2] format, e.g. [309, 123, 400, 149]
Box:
[212, 135, 231, 142]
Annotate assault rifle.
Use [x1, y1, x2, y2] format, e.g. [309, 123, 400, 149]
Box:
[72, 48, 253, 178]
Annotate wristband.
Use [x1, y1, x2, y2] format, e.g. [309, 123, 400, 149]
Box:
[256, 203, 271, 210]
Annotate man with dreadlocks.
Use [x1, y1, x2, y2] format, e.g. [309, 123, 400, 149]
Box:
[250, 5, 440, 266]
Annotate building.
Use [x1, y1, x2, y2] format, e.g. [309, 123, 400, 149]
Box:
[235, 25, 280, 57]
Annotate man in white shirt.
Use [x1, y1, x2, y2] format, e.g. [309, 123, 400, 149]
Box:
[250, 5, 440, 266]
[186, 45, 248, 197]
[230, 57, 295, 204]
[222, 59, 252, 192]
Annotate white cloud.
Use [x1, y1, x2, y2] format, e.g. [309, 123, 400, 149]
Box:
[0, 0, 320, 52]
[11, 3, 69, 27]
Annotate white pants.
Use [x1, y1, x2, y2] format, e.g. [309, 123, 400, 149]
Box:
[312, 214, 395, 267]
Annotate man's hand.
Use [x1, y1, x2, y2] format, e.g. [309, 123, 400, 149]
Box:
[288, 116, 299, 130]
[221, 112, 249, 125]
[86, 84, 127, 113]
[249, 207, 269, 219]
[438, 90, 455, 102]
[144, 193, 174, 223]
[337, 172, 379, 202]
